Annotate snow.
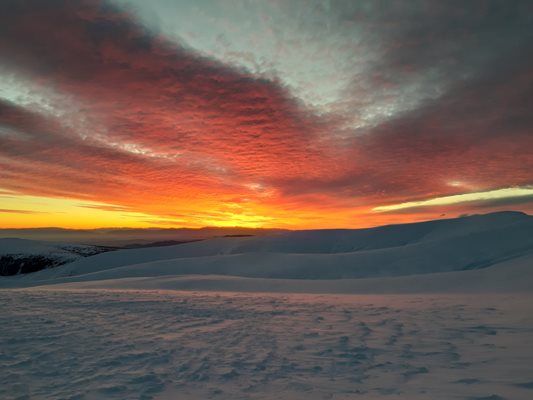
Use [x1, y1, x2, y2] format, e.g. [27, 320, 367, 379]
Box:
[1, 290, 532, 399]
[0, 238, 112, 276]
[1, 212, 532, 399]
[3, 211, 532, 286]
[32, 251, 533, 294]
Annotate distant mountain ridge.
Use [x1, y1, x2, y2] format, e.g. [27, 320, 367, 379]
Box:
[0, 238, 115, 276]
[0, 227, 286, 246]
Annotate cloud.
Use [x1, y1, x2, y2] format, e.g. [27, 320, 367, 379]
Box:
[0, 0, 348, 225]
[467, 195, 533, 209]
[373, 187, 533, 212]
[77, 204, 136, 213]
[0, 0, 532, 228]
[0, 208, 43, 214]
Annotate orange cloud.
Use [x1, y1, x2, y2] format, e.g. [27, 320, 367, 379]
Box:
[0, 0, 532, 229]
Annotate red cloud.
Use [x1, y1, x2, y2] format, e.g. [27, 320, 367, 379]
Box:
[0, 0, 532, 228]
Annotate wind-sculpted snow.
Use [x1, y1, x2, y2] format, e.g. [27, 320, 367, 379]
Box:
[1, 290, 532, 400]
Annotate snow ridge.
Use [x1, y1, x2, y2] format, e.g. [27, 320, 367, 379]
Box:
[1, 212, 532, 291]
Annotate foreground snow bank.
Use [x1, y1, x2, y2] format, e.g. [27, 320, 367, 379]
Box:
[2, 289, 532, 400]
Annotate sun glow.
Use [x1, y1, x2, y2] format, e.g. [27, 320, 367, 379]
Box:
[0, 193, 156, 229]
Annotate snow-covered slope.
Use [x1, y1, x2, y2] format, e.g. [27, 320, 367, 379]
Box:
[0, 238, 113, 275]
[35, 250, 533, 293]
[3, 213, 532, 400]
[3, 211, 532, 289]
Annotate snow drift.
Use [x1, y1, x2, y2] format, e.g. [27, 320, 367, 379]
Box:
[1, 211, 531, 293]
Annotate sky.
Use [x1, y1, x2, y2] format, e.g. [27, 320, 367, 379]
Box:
[0, 0, 532, 229]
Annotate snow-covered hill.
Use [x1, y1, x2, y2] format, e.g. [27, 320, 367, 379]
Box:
[49, 250, 530, 294]
[2, 211, 532, 291]
[2, 213, 533, 400]
[0, 238, 114, 275]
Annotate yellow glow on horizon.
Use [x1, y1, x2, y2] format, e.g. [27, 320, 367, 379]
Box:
[373, 186, 533, 212]
[0, 194, 158, 228]
[0, 193, 286, 229]
[2, 186, 531, 230]
[200, 213, 274, 229]
[0, 191, 373, 229]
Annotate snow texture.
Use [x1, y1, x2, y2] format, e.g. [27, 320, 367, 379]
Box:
[1, 290, 532, 400]
[1, 212, 532, 399]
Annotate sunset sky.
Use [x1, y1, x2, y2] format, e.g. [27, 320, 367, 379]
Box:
[1, 0, 532, 229]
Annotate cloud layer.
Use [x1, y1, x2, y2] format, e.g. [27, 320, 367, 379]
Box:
[0, 0, 532, 228]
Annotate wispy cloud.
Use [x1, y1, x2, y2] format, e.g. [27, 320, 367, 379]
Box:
[0, 208, 43, 214]
[373, 187, 533, 212]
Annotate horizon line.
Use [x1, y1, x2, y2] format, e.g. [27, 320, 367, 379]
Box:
[0, 210, 529, 232]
